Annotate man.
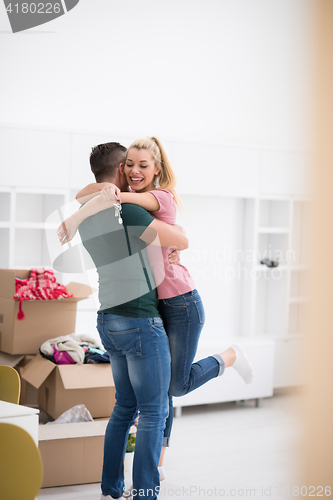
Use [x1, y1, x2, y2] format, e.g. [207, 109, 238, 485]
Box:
[71, 142, 187, 500]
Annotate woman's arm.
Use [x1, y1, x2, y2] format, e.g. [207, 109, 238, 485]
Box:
[101, 185, 159, 212]
[76, 182, 113, 204]
[58, 184, 160, 245]
[57, 191, 118, 245]
[76, 183, 159, 211]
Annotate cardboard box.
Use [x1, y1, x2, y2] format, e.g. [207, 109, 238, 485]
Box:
[39, 420, 137, 488]
[39, 420, 107, 487]
[0, 269, 93, 355]
[21, 354, 116, 419]
[0, 351, 38, 406]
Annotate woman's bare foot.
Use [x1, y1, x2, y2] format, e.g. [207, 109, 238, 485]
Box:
[220, 344, 255, 384]
[219, 347, 236, 368]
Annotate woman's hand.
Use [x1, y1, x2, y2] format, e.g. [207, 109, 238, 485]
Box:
[168, 249, 181, 265]
[57, 215, 79, 245]
[100, 183, 121, 203]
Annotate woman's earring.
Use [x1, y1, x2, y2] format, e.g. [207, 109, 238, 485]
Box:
[154, 175, 160, 188]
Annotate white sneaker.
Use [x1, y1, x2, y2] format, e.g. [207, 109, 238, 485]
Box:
[123, 467, 166, 499]
[122, 489, 132, 499]
[158, 466, 166, 481]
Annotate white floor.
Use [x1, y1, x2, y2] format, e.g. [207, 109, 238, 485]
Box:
[37, 389, 304, 500]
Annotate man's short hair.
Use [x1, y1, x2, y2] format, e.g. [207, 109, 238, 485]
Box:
[90, 142, 127, 182]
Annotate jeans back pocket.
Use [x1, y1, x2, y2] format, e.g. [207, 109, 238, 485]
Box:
[194, 300, 205, 324]
[107, 328, 141, 358]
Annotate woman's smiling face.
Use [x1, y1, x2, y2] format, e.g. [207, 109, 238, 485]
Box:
[124, 148, 160, 193]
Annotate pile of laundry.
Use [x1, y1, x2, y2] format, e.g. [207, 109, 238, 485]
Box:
[39, 333, 110, 365]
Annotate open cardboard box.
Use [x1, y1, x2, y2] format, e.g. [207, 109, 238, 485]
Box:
[0, 269, 94, 355]
[21, 353, 116, 419]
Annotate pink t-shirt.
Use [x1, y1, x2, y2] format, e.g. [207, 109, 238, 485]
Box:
[147, 189, 195, 300]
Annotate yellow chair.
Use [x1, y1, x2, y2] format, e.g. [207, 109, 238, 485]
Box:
[0, 422, 43, 500]
[0, 365, 21, 404]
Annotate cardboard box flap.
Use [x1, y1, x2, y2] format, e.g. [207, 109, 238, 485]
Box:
[38, 420, 136, 441]
[65, 282, 95, 301]
[38, 420, 108, 441]
[58, 364, 114, 390]
[0, 351, 24, 367]
[20, 354, 56, 389]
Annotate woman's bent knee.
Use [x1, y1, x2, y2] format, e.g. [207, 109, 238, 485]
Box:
[169, 381, 188, 397]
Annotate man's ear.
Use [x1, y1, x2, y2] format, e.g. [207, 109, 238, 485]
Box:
[118, 163, 125, 175]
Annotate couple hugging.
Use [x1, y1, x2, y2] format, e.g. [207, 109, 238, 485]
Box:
[57, 137, 254, 500]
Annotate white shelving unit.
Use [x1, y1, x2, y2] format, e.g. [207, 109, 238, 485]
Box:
[243, 196, 312, 387]
[0, 187, 70, 269]
[245, 197, 312, 337]
[252, 197, 291, 338]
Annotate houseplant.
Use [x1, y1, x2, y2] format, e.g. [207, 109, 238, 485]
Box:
[124, 418, 138, 472]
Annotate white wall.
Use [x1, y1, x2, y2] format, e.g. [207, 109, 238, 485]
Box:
[178, 196, 246, 342]
[0, 0, 313, 151]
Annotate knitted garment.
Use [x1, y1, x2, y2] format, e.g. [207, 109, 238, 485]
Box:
[14, 268, 73, 320]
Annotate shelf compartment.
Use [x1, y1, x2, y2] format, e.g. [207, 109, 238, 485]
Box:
[15, 193, 65, 224]
[14, 228, 52, 268]
[257, 233, 291, 266]
[0, 228, 10, 267]
[0, 192, 11, 222]
[291, 200, 312, 266]
[257, 227, 289, 234]
[254, 271, 288, 336]
[259, 199, 290, 228]
[14, 222, 60, 230]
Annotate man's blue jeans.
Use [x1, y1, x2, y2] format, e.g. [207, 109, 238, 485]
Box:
[97, 313, 171, 500]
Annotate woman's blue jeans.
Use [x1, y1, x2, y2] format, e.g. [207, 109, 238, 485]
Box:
[97, 313, 171, 500]
[158, 290, 224, 445]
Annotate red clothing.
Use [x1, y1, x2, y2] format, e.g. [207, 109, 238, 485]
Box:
[14, 268, 73, 319]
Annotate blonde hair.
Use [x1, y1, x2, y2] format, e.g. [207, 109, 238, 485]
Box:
[126, 136, 184, 210]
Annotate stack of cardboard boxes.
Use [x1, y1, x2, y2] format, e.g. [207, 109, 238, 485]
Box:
[0, 269, 117, 487]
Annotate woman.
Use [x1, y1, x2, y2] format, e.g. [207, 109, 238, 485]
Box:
[58, 136, 255, 481]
